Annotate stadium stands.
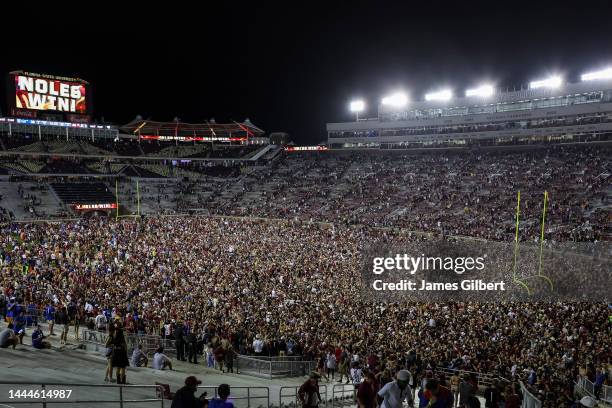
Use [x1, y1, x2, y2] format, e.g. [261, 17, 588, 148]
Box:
[50, 182, 116, 205]
[18, 160, 46, 173]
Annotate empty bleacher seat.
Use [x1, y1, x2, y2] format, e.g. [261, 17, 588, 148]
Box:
[50, 182, 116, 205]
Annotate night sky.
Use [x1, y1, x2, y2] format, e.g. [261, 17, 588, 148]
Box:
[2, 1, 611, 144]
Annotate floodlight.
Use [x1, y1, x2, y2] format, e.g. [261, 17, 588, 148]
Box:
[581, 68, 612, 81]
[529, 75, 562, 89]
[349, 100, 365, 112]
[381, 92, 408, 107]
[465, 84, 494, 97]
[425, 89, 453, 101]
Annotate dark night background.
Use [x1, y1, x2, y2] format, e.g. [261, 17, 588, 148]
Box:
[1, 1, 611, 144]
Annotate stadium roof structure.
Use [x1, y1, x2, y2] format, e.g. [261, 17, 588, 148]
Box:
[121, 118, 264, 141]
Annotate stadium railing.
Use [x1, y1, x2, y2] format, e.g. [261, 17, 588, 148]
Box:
[434, 367, 501, 389]
[331, 383, 357, 406]
[279, 384, 328, 408]
[576, 375, 612, 404]
[81, 329, 177, 357]
[519, 381, 542, 408]
[0, 381, 165, 407]
[235, 355, 316, 379]
[241, 355, 305, 361]
[435, 368, 544, 407]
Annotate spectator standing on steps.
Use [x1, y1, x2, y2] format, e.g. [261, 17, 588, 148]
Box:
[175, 321, 186, 361]
[44, 303, 56, 336]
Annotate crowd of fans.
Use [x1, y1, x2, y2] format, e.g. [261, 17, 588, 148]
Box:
[2, 143, 609, 244]
[208, 146, 609, 243]
[0, 216, 610, 407]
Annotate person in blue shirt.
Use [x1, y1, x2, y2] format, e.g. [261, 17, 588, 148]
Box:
[32, 325, 51, 349]
[13, 311, 27, 345]
[27, 303, 38, 327]
[418, 379, 454, 408]
[594, 368, 607, 400]
[44, 303, 56, 335]
[208, 384, 234, 408]
[527, 368, 537, 386]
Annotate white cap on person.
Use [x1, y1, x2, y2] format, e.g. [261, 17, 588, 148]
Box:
[579, 396, 597, 407]
[397, 370, 411, 381]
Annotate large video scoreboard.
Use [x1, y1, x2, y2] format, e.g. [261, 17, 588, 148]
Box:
[6, 71, 92, 123]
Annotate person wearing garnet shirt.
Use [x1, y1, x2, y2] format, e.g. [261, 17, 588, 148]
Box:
[418, 379, 453, 408]
[357, 371, 378, 408]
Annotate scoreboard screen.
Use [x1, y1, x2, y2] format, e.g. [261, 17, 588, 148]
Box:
[7, 71, 92, 122]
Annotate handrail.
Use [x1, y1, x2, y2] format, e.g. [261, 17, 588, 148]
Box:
[237, 354, 306, 361]
[576, 375, 612, 404]
[518, 380, 542, 408]
[279, 384, 328, 408]
[331, 383, 357, 406]
[235, 355, 316, 379]
[434, 367, 504, 388]
[236, 354, 309, 363]
[81, 328, 177, 354]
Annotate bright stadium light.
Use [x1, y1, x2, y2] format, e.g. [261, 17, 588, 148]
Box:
[381, 92, 408, 107]
[349, 99, 365, 121]
[529, 75, 563, 89]
[465, 84, 494, 97]
[581, 67, 612, 81]
[425, 89, 453, 101]
[349, 100, 365, 112]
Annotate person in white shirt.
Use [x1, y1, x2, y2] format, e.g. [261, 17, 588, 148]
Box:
[252, 334, 264, 354]
[326, 352, 337, 381]
[95, 312, 107, 332]
[350, 362, 363, 388]
[131, 344, 148, 367]
[377, 370, 414, 408]
[84, 302, 93, 315]
[152, 347, 173, 370]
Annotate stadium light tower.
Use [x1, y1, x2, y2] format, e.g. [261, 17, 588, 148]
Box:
[349, 99, 365, 121]
[581, 67, 612, 81]
[529, 75, 563, 89]
[381, 92, 408, 108]
[465, 84, 494, 98]
[425, 89, 453, 101]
